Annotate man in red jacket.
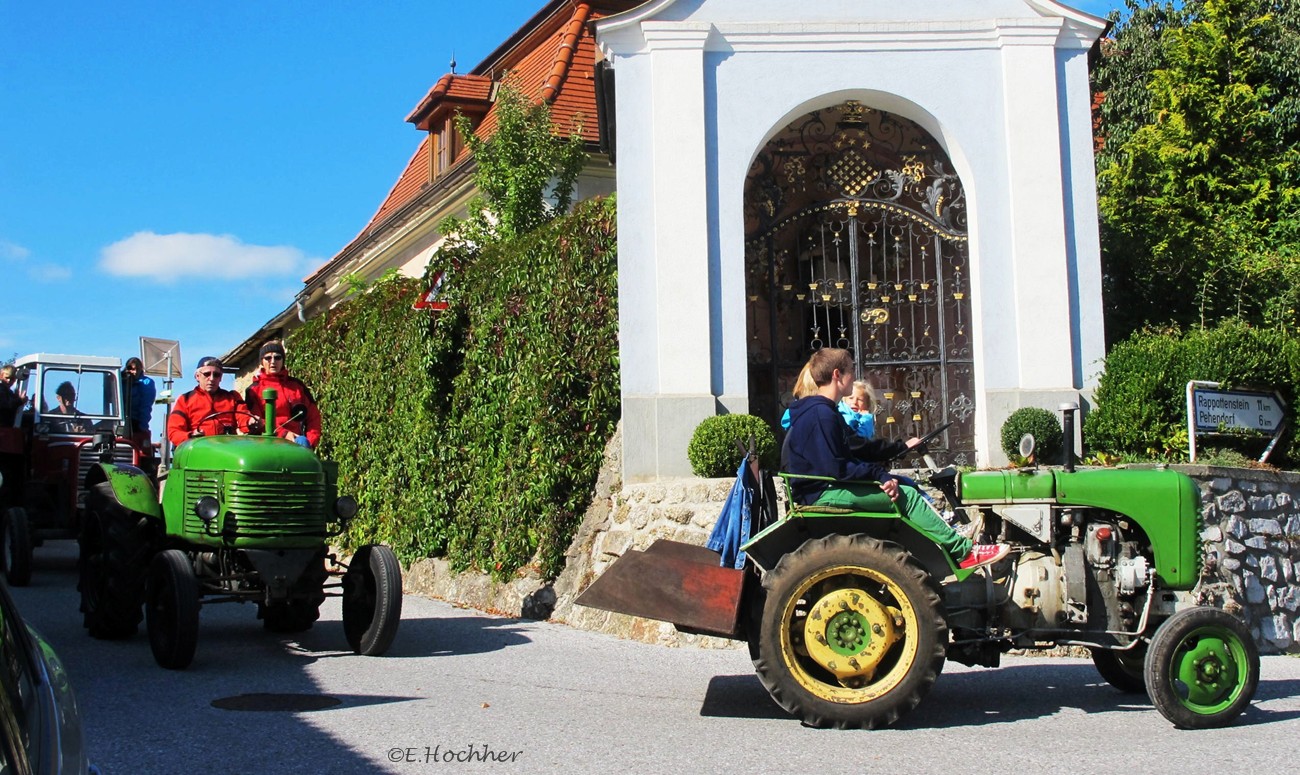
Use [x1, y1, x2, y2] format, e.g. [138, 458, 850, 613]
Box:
[244, 342, 322, 449]
[167, 356, 256, 447]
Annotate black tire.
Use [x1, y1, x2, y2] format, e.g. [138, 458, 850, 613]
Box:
[342, 545, 402, 656]
[262, 553, 328, 633]
[753, 533, 946, 729]
[146, 549, 200, 670]
[78, 482, 147, 639]
[1144, 607, 1260, 729]
[1092, 646, 1147, 693]
[2, 506, 33, 586]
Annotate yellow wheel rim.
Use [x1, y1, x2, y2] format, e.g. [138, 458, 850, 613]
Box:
[780, 564, 920, 703]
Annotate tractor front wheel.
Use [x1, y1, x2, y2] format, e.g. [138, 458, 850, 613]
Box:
[146, 549, 200, 670]
[1144, 607, 1259, 729]
[2, 506, 33, 586]
[78, 483, 146, 639]
[753, 533, 946, 729]
[342, 545, 402, 656]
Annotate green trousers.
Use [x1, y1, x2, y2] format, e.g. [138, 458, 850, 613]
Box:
[814, 481, 972, 562]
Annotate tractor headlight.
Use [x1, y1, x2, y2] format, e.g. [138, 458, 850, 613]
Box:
[334, 495, 359, 521]
[194, 496, 221, 524]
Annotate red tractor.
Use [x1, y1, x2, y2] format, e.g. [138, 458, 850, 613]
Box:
[0, 353, 153, 585]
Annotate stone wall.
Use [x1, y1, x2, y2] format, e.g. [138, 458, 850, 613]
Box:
[1187, 464, 1300, 654]
[402, 430, 1300, 654]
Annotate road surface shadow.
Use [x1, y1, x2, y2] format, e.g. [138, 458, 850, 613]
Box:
[697, 661, 1300, 728]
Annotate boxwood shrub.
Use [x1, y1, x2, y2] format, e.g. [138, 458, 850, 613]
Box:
[687, 414, 778, 478]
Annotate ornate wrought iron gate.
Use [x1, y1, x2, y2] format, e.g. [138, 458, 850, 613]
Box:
[744, 101, 975, 466]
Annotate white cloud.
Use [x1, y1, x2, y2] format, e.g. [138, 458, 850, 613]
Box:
[0, 239, 31, 261]
[100, 231, 311, 284]
[28, 264, 71, 282]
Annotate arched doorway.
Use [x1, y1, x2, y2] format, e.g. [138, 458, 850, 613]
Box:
[744, 100, 975, 467]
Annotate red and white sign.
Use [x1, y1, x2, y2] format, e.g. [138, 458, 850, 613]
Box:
[412, 271, 448, 311]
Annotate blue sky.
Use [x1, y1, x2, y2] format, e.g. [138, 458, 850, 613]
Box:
[0, 0, 1123, 378]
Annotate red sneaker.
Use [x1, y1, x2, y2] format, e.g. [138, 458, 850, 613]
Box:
[958, 543, 1010, 570]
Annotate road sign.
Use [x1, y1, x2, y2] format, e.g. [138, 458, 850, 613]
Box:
[1186, 381, 1289, 463]
[1191, 388, 1284, 434]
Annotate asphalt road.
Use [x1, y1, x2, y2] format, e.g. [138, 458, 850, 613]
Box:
[11, 540, 1300, 775]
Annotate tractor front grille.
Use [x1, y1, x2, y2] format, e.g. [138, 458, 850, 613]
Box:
[183, 472, 329, 539]
[77, 446, 137, 508]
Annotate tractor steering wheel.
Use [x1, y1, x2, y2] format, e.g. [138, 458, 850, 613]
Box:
[192, 409, 263, 436]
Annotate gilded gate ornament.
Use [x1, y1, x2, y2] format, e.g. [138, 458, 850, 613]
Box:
[744, 100, 975, 466]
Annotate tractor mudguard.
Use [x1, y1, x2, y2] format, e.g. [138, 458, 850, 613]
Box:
[86, 463, 161, 519]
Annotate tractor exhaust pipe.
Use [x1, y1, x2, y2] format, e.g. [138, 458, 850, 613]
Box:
[1060, 402, 1079, 472]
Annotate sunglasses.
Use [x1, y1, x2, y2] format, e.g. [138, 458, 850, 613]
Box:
[199, 370, 222, 378]
[263, 355, 284, 362]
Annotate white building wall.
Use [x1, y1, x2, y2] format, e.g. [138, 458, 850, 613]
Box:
[599, 0, 1108, 480]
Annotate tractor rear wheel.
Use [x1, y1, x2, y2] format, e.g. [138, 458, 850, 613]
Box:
[2, 506, 33, 586]
[342, 545, 402, 656]
[78, 483, 146, 639]
[1145, 607, 1259, 729]
[1092, 645, 1147, 693]
[753, 533, 946, 729]
[146, 549, 200, 670]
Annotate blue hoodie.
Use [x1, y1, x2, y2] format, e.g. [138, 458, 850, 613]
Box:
[782, 395, 891, 505]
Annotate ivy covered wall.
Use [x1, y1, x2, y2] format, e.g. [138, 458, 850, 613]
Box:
[289, 196, 619, 580]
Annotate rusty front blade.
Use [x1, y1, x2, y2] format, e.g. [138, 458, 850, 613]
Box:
[575, 539, 746, 639]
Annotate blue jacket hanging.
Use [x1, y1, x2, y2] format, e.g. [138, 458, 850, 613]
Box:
[706, 457, 755, 570]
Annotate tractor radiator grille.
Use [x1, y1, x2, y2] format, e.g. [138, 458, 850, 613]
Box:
[77, 446, 137, 508]
[183, 472, 328, 538]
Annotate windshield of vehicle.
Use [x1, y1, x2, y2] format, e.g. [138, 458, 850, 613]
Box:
[39, 368, 120, 420]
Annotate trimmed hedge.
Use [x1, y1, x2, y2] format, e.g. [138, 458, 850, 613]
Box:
[687, 414, 778, 477]
[1000, 407, 1064, 462]
[1084, 320, 1300, 463]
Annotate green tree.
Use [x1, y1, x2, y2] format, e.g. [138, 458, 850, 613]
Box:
[1094, 0, 1300, 341]
[438, 76, 588, 247]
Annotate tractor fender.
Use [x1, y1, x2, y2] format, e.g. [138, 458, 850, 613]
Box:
[85, 463, 162, 519]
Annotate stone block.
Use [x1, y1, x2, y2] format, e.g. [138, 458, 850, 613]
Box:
[1244, 571, 1267, 604]
[1261, 614, 1294, 650]
[1249, 517, 1283, 535]
[1260, 555, 1280, 582]
[1200, 526, 1223, 543]
[1248, 494, 1276, 511]
[1224, 537, 1247, 556]
[1245, 536, 1269, 551]
[1216, 490, 1247, 513]
[663, 505, 695, 525]
[1210, 477, 1235, 493]
[1227, 515, 1248, 539]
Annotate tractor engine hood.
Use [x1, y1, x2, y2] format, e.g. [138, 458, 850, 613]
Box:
[170, 435, 323, 476]
[958, 466, 1202, 588]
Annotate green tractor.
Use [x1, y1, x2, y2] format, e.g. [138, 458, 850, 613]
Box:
[578, 406, 1260, 730]
[77, 390, 401, 669]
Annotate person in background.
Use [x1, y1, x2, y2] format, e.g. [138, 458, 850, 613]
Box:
[48, 381, 92, 434]
[0, 365, 26, 426]
[122, 357, 156, 457]
[243, 342, 322, 449]
[167, 357, 256, 447]
[842, 379, 876, 439]
[783, 347, 1008, 571]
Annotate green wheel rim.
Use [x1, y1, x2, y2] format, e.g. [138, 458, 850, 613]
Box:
[1168, 625, 1252, 714]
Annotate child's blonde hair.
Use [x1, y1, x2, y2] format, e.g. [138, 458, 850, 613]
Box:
[851, 379, 875, 412]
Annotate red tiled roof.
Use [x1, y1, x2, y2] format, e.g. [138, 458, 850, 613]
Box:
[307, 1, 636, 286]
